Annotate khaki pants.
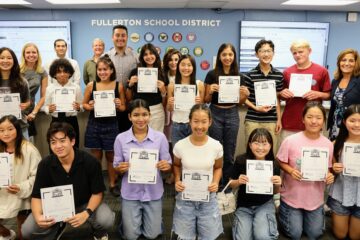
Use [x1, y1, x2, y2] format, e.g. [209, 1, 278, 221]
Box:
[279, 129, 300, 146]
[244, 121, 279, 154]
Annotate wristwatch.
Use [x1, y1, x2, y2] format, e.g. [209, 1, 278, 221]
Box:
[85, 208, 93, 217]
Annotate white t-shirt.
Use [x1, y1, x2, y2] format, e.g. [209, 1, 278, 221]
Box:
[173, 136, 223, 172]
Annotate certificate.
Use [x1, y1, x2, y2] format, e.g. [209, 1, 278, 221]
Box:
[343, 143, 360, 177]
[137, 67, 158, 93]
[41, 184, 75, 222]
[0, 93, 21, 119]
[128, 148, 158, 184]
[93, 90, 116, 118]
[301, 147, 329, 181]
[218, 76, 240, 103]
[53, 87, 76, 112]
[174, 84, 196, 111]
[289, 73, 312, 97]
[0, 153, 11, 187]
[254, 80, 277, 107]
[246, 160, 273, 195]
[182, 170, 211, 202]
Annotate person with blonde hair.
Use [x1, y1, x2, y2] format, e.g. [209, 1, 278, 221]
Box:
[328, 48, 360, 140]
[83, 38, 105, 85]
[20, 43, 48, 137]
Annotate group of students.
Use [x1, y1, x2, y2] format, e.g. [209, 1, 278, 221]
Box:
[0, 23, 360, 240]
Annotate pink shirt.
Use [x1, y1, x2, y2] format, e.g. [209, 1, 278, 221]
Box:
[277, 132, 333, 210]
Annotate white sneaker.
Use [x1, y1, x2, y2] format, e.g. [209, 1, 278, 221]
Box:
[0, 230, 16, 240]
[94, 233, 109, 240]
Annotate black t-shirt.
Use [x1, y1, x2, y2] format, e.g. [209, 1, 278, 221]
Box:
[32, 149, 106, 207]
[230, 153, 280, 208]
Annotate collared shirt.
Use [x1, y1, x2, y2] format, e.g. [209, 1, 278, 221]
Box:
[244, 64, 284, 122]
[43, 80, 83, 117]
[31, 149, 106, 208]
[46, 57, 81, 86]
[107, 47, 139, 87]
[113, 127, 171, 201]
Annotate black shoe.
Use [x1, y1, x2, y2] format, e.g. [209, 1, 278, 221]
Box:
[55, 222, 67, 240]
[109, 185, 120, 197]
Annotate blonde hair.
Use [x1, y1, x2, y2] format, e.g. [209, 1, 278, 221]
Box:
[334, 48, 360, 80]
[20, 43, 44, 74]
[290, 39, 311, 52]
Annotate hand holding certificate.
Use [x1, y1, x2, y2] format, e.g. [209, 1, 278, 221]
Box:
[137, 67, 158, 93]
[93, 90, 116, 118]
[54, 87, 76, 112]
[182, 170, 211, 202]
[0, 153, 11, 187]
[289, 74, 312, 97]
[174, 84, 196, 111]
[254, 80, 277, 107]
[218, 76, 240, 103]
[301, 147, 329, 181]
[128, 148, 158, 184]
[246, 160, 273, 195]
[0, 93, 21, 119]
[41, 184, 75, 222]
[343, 143, 360, 177]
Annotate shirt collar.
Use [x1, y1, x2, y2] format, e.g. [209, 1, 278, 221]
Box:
[124, 126, 155, 143]
[255, 64, 274, 74]
[50, 148, 82, 168]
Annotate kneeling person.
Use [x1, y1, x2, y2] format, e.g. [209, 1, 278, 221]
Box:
[22, 122, 114, 240]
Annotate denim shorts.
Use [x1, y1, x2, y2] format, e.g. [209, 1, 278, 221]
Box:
[327, 196, 360, 218]
[172, 193, 223, 240]
[85, 117, 119, 151]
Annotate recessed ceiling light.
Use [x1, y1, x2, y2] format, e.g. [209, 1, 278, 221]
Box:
[282, 0, 359, 5]
[46, 0, 120, 4]
[0, 0, 31, 4]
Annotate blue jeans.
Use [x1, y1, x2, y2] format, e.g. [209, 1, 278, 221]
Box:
[232, 200, 278, 240]
[120, 198, 163, 240]
[171, 122, 191, 146]
[172, 193, 223, 240]
[209, 104, 239, 186]
[279, 200, 324, 240]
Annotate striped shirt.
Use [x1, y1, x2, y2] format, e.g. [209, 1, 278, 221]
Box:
[244, 64, 283, 122]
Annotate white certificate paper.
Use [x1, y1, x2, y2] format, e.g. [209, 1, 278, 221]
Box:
[218, 76, 240, 103]
[254, 80, 277, 107]
[41, 184, 75, 222]
[246, 160, 273, 195]
[53, 87, 76, 112]
[301, 147, 329, 181]
[174, 84, 196, 111]
[137, 67, 158, 93]
[289, 74, 312, 97]
[93, 90, 116, 118]
[0, 153, 11, 187]
[182, 170, 211, 202]
[343, 143, 360, 177]
[0, 93, 21, 119]
[128, 148, 158, 184]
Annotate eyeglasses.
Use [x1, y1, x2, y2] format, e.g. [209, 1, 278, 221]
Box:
[251, 141, 270, 147]
[258, 49, 273, 54]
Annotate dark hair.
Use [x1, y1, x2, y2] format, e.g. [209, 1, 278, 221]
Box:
[0, 47, 29, 102]
[214, 43, 239, 78]
[254, 39, 275, 53]
[128, 99, 150, 114]
[246, 128, 275, 160]
[54, 39, 67, 48]
[175, 54, 196, 85]
[95, 54, 116, 82]
[46, 122, 76, 144]
[189, 103, 211, 121]
[49, 58, 75, 79]
[163, 48, 181, 82]
[0, 115, 24, 163]
[302, 101, 327, 123]
[139, 43, 162, 69]
[112, 25, 128, 35]
[333, 104, 360, 162]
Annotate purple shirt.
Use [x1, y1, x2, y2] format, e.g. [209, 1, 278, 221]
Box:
[113, 127, 171, 201]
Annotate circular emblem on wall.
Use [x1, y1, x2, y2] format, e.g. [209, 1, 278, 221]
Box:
[158, 32, 168, 42]
[144, 32, 154, 42]
[200, 60, 210, 70]
[179, 46, 189, 55]
[130, 33, 140, 43]
[165, 46, 175, 53]
[186, 32, 197, 43]
[193, 46, 203, 57]
[172, 32, 182, 43]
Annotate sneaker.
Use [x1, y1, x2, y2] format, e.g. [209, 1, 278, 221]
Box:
[94, 233, 109, 240]
[109, 185, 120, 197]
[55, 222, 67, 240]
[0, 229, 16, 240]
